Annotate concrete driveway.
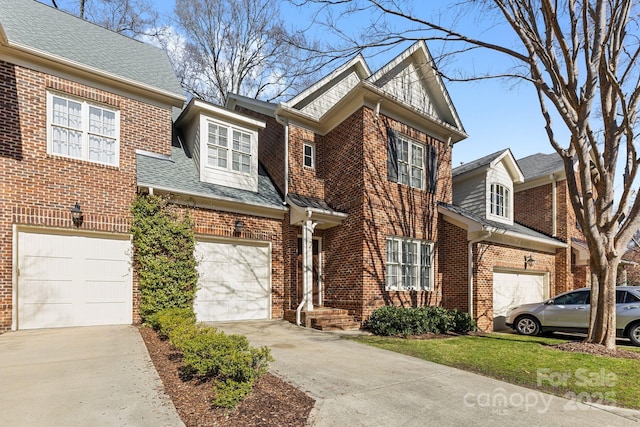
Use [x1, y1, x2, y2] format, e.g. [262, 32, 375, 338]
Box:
[215, 320, 640, 427]
[0, 325, 183, 427]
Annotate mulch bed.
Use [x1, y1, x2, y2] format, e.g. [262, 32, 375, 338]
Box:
[551, 341, 640, 359]
[139, 327, 315, 427]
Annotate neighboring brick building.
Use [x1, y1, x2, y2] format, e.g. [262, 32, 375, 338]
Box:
[0, 0, 184, 331]
[440, 150, 589, 332]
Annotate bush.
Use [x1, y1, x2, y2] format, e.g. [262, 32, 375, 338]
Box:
[150, 306, 273, 409]
[150, 307, 196, 340]
[131, 194, 198, 321]
[365, 305, 476, 337]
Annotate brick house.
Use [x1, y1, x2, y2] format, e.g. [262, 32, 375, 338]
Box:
[227, 41, 468, 327]
[1, 1, 589, 334]
[439, 149, 589, 331]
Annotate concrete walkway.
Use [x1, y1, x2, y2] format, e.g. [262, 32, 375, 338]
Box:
[0, 325, 183, 427]
[215, 320, 640, 427]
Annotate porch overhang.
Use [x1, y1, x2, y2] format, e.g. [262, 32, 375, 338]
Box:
[571, 238, 590, 266]
[287, 194, 347, 230]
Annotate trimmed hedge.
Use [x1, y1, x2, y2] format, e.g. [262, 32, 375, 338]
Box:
[150, 307, 273, 408]
[365, 306, 476, 337]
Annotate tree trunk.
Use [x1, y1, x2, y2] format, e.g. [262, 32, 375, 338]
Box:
[586, 256, 618, 349]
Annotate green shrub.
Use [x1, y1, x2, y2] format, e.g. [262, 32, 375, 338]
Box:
[152, 307, 196, 340]
[131, 194, 198, 321]
[451, 309, 477, 334]
[213, 379, 254, 409]
[365, 305, 476, 336]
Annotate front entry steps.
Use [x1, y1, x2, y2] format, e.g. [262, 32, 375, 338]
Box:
[284, 307, 361, 331]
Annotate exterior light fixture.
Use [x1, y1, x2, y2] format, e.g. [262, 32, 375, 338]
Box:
[524, 255, 535, 269]
[234, 220, 244, 234]
[71, 202, 83, 227]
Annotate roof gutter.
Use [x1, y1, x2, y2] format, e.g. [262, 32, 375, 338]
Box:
[274, 109, 289, 204]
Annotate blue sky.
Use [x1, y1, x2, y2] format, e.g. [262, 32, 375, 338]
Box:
[48, 0, 569, 167]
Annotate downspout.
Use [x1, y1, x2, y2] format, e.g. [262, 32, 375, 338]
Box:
[550, 174, 557, 236]
[468, 231, 492, 319]
[275, 112, 289, 203]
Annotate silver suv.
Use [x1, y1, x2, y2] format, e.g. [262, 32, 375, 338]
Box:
[506, 286, 640, 346]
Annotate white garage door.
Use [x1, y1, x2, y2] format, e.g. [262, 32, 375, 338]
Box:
[17, 230, 132, 329]
[195, 240, 270, 322]
[493, 271, 546, 330]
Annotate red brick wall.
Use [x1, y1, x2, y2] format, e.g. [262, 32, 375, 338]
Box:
[287, 125, 325, 199]
[0, 61, 174, 330]
[440, 217, 469, 312]
[473, 242, 556, 332]
[514, 184, 553, 235]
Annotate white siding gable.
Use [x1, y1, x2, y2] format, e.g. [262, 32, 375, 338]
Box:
[375, 60, 439, 120]
[299, 71, 361, 119]
[453, 174, 487, 218]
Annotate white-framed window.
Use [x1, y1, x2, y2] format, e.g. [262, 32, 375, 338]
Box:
[390, 132, 425, 189]
[303, 142, 315, 168]
[207, 121, 252, 175]
[490, 183, 510, 218]
[386, 236, 434, 291]
[47, 92, 119, 166]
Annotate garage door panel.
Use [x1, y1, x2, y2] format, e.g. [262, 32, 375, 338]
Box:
[195, 240, 270, 322]
[493, 272, 545, 330]
[17, 231, 132, 329]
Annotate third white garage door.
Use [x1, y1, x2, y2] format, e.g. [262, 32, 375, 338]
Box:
[493, 271, 547, 330]
[194, 240, 271, 322]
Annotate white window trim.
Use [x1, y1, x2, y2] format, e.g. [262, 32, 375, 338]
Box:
[303, 142, 315, 169]
[46, 91, 120, 167]
[488, 182, 512, 221]
[205, 119, 254, 176]
[396, 134, 425, 190]
[386, 236, 434, 291]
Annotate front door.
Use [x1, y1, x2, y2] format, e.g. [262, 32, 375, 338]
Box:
[297, 238, 320, 306]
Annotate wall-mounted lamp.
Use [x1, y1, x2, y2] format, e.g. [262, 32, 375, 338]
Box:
[234, 220, 244, 234]
[524, 255, 535, 270]
[71, 202, 83, 227]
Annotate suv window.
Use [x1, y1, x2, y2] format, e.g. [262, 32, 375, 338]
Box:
[617, 290, 640, 303]
[554, 290, 590, 305]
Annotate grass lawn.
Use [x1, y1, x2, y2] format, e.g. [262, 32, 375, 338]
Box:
[350, 333, 640, 409]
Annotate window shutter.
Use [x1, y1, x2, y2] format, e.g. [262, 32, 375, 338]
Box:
[387, 127, 398, 182]
[428, 145, 437, 193]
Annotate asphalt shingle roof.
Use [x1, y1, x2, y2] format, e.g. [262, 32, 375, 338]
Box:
[517, 152, 566, 180]
[1, 0, 183, 98]
[452, 149, 507, 177]
[137, 142, 286, 211]
[287, 193, 344, 214]
[439, 202, 566, 245]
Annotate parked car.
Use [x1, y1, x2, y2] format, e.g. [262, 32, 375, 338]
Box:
[506, 286, 640, 346]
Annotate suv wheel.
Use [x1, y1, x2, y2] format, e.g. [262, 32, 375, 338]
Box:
[515, 315, 541, 336]
[628, 322, 640, 347]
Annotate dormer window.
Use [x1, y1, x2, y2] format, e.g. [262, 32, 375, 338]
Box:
[490, 183, 510, 218]
[207, 122, 252, 175]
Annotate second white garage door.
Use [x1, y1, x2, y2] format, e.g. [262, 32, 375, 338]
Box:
[195, 240, 270, 322]
[493, 271, 546, 330]
[17, 230, 132, 329]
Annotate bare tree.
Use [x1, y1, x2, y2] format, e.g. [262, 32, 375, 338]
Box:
[171, 0, 321, 105]
[49, 0, 160, 38]
[297, 0, 640, 349]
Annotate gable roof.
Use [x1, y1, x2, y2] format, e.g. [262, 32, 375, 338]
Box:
[367, 40, 464, 133]
[228, 41, 467, 142]
[0, 0, 184, 103]
[453, 148, 524, 183]
[518, 152, 566, 180]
